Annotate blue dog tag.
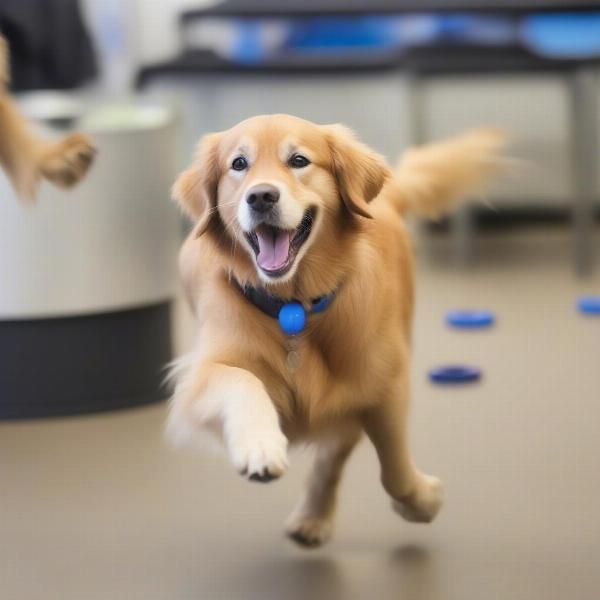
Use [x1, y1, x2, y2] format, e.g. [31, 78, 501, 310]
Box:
[278, 302, 306, 335]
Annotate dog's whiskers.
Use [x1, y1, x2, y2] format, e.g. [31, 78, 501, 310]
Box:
[206, 199, 238, 216]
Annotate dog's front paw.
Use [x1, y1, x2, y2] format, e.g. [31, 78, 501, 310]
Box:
[230, 429, 288, 483]
[285, 514, 333, 548]
[40, 133, 96, 188]
[392, 475, 444, 523]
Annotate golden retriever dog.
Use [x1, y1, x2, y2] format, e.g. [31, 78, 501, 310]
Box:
[0, 35, 95, 200]
[168, 114, 504, 547]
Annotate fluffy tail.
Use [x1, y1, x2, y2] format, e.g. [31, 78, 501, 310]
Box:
[394, 128, 508, 218]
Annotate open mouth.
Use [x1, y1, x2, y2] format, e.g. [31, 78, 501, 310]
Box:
[245, 207, 316, 277]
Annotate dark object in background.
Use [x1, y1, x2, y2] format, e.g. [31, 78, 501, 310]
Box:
[0, 304, 171, 419]
[0, 0, 97, 91]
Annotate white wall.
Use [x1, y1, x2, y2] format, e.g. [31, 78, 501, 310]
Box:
[81, 0, 216, 92]
[133, 0, 216, 64]
[78, 3, 599, 206]
[144, 71, 593, 206]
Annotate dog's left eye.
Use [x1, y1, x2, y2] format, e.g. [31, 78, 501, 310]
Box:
[288, 154, 310, 169]
[231, 156, 248, 171]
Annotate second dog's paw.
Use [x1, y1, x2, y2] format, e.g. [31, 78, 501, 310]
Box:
[393, 475, 444, 524]
[285, 515, 333, 549]
[40, 133, 96, 188]
[231, 430, 288, 483]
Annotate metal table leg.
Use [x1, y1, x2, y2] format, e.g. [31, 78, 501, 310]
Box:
[452, 205, 476, 267]
[405, 72, 475, 267]
[406, 71, 427, 146]
[568, 67, 598, 276]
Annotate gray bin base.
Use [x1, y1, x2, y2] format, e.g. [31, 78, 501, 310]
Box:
[0, 303, 172, 419]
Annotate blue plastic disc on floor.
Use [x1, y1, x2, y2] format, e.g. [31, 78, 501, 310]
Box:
[429, 365, 482, 384]
[446, 310, 495, 329]
[577, 296, 600, 315]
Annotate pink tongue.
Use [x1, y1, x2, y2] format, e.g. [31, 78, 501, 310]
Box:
[255, 227, 291, 271]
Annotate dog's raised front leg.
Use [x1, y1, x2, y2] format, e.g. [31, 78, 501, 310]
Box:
[361, 376, 443, 523]
[167, 362, 288, 482]
[285, 424, 362, 548]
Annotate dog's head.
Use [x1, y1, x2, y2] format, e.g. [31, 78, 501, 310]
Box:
[173, 114, 390, 284]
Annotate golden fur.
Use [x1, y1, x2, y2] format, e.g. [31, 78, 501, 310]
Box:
[169, 114, 505, 547]
[0, 35, 95, 201]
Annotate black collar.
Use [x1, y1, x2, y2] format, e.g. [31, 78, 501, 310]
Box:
[232, 278, 337, 321]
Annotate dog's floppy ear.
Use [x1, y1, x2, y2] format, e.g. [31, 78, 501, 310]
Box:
[172, 132, 222, 236]
[324, 124, 390, 219]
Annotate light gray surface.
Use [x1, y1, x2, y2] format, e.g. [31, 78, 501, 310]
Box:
[143, 72, 600, 206]
[1, 227, 599, 600]
[0, 105, 180, 319]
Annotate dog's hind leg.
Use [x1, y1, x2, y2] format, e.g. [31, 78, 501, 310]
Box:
[361, 373, 444, 524]
[285, 423, 362, 548]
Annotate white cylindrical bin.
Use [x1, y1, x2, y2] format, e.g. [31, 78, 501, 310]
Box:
[0, 101, 180, 418]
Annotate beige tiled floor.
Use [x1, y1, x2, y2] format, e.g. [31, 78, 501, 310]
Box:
[1, 227, 599, 600]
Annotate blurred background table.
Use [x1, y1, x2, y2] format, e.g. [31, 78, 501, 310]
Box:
[139, 0, 600, 274]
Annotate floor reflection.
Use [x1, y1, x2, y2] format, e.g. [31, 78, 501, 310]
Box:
[241, 555, 345, 600]
[389, 543, 438, 600]
[230, 543, 438, 600]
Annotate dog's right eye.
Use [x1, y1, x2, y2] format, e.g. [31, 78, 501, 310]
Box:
[231, 156, 248, 171]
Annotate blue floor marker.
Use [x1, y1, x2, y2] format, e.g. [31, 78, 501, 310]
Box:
[429, 365, 482, 384]
[577, 296, 600, 315]
[446, 309, 495, 329]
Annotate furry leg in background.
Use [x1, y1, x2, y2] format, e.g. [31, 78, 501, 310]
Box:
[0, 35, 96, 201]
[0, 36, 8, 87]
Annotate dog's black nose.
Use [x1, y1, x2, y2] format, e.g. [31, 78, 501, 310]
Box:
[246, 184, 280, 213]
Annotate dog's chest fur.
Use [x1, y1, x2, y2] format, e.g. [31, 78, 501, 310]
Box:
[265, 304, 404, 431]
